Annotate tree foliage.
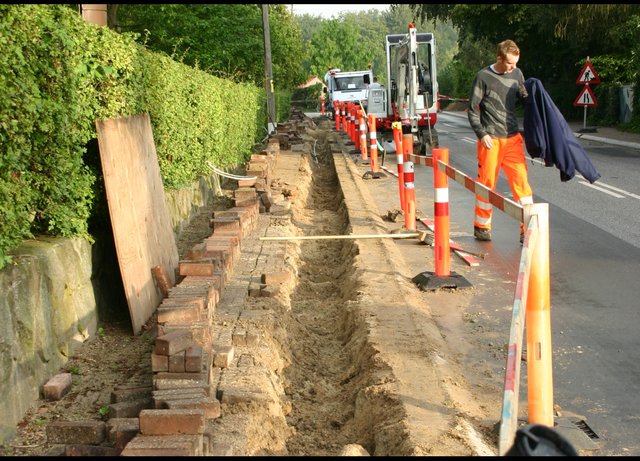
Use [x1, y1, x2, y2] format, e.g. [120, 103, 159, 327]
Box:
[116, 4, 307, 89]
[409, 3, 640, 122]
[114, 5, 459, 94]
[301, 5, 457, 87]
[0, 4, 266, 270]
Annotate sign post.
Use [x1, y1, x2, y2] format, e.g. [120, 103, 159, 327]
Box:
[573, 57, 600, 133]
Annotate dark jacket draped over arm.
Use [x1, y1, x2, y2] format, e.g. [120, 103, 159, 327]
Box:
[523, 78, 601, 184]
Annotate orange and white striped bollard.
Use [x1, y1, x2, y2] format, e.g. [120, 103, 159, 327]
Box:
[368, 114, 378, 173]
[358, 109, 367, 159]
[404, 161, 416, 230]
[354, 106, 360, 150]
[350, 104, 357, 143]
[341, 102, 348, 134]
[403, 133, 413, 162]
[432, 147, 450, 276]
[392, 122, 405, 211]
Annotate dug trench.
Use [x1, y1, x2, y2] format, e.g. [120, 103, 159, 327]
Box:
[1, 111, 505, 456]
[182, 112, 501, 456]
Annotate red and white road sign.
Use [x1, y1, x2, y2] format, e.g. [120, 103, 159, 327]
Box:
[573, 85, 598, 107]
[576, 60, 601, 85]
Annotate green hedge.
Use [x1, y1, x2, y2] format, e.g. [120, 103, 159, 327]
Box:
[0, 5, 270, 270]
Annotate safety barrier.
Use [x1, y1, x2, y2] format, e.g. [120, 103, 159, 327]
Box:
[402, 133, 413, 161]
[367, 114, 380, 177]
[437, 93, 469, 103]
[379, 144, 553, 452]
[404, 161, 416, 231]
[341, 102, 347, 135]
[349, 103, 356, 143]
[354, 105, 361, 151]
[345, 102, 351, 137]
[432, 148, 451, 276]
[427, 152, 552, 453]
[392, 123, 406, 211]
[402, 133, 414, 230]
[358, 109, 368, 161]
[333, 108, 553, 446]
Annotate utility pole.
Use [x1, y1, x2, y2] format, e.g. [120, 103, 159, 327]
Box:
[261, 4, 277, 135]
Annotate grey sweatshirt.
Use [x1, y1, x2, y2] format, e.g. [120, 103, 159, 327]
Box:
[468, 65, 528, 140]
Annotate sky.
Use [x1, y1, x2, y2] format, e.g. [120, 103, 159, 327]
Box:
[289, 4, 392, 19]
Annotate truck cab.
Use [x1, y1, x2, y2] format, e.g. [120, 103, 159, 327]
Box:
[323, 68, 373, 117]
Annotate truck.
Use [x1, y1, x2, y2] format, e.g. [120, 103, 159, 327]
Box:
[323, 68, 373, 118]
[368, 23, 439, 155]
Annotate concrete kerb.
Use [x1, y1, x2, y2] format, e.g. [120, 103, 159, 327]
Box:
[572, 132, 640, 150]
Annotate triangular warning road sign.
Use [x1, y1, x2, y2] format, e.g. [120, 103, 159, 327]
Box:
[573, 85, 598, 107]
[576, 60, 601, 85]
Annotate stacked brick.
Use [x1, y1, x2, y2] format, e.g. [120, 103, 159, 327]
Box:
[39, 136, 289, 456]
[118, 140, 282, 455]
[203, 130, 307, 453]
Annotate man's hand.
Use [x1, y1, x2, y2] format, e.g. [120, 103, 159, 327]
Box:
[481, 134, 494, 150]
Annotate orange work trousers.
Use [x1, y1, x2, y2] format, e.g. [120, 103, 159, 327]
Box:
[474, 133, 533, 231]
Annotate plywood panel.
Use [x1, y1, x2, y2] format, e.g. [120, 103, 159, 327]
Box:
[96, 113, 179, 334]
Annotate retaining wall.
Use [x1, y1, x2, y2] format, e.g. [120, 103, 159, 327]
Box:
[0, 175, 218, 444]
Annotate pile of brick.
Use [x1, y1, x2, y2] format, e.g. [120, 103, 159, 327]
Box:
[41, 137, 284, 456]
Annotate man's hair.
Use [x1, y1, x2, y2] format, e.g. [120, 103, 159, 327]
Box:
[497, 39, 520, 58]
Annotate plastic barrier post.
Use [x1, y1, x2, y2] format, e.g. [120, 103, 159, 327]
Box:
[392, 122, 406, 211]
[341, 102, 348, 134]
[433, 147, 450, 276]
[347, 103, 352, 140]
[354, 107, 361, 150]
[334, 101, 340, 130]
[344, 103, 349, 135]
[350, 104, 357, 143]
[498, 213, 538, 455]
[524, 203, 554, 427]
[359, 109, 368, 160]
[411, 146, 471, 291]
[368, 114, 379, 173]
[403, 133, 413, 162]
[321, 92, 325, 116]
[404, 161, 416, 230]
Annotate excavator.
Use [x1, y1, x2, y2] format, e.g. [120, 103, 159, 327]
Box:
[368, 23, 439, 155]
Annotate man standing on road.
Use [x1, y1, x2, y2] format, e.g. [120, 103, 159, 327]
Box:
[468, 39, 533, 244]
[369, 76, 382, 89]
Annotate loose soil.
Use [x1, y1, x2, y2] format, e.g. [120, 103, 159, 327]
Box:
[1, 111, 540, 456]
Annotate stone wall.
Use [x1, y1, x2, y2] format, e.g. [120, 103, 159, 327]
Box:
[0, 174, 219, 444]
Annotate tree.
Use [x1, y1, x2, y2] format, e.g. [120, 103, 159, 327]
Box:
[116, 4, 306, 89]
[298, 5, 457, 87]
[408, 4, 640, 118]
[307, 19, 367, 78]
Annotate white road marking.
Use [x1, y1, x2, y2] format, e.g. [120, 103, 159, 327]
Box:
[579, 181, 625, 198]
